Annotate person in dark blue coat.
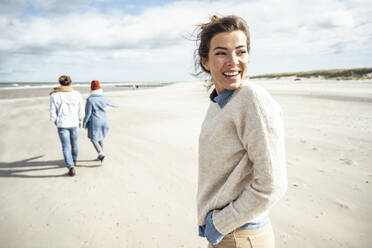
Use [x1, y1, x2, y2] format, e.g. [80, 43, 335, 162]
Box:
[83, 80, 118, 163]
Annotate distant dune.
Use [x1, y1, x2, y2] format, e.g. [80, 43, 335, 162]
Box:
[250, 67, 372, 80]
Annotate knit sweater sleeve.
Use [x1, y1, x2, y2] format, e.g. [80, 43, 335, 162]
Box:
[212, 85, 287, 235]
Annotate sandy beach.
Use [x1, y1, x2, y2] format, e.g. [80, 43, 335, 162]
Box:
[0, 79, 371, 248]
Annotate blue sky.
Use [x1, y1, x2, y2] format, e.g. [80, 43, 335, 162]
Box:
[0, 0, 371, 82]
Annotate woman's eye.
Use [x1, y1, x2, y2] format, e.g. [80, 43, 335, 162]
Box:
[215, 51, 226, 55]
[237, 50, 247, 55]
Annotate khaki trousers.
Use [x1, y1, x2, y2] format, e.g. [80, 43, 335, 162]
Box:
[208, 223, 275, 248]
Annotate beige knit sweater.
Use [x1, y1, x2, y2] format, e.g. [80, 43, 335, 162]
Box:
[197, 81, 287, 235]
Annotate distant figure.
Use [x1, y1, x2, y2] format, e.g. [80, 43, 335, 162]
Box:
[83, 80, 117, 163]
[195, 15, 287, 247]
[50, 75, 84, 176]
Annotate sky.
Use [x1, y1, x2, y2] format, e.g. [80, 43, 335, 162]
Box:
[0, 0, 371, 82]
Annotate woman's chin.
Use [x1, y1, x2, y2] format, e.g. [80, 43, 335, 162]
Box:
[214, 78, 243, 93]
[226, 81, 242, 90]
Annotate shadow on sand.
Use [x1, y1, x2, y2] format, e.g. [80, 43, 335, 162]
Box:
[0, 155, 101, 178]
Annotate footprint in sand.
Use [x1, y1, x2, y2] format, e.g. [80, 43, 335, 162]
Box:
[314, 211, 325, 219]
[334, 199, 351, 210]
[279, 233, 290, 244]
[339, 158, 353, 165]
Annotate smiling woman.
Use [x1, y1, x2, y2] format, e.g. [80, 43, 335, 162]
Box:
[194, 15, 287, 248]
[194, 15, 250, 84]
[201, 30, 249, 94]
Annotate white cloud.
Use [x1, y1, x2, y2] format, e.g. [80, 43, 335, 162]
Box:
[0, 0, 371, 82]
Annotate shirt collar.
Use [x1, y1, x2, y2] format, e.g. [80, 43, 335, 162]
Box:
[209, 88, 235, 108]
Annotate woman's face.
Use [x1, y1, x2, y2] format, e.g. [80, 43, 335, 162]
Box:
[202, 30, 249, 94]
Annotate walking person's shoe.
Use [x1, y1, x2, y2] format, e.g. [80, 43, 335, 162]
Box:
[73, 160, 77, 166]
[98, 155, 105, 164]
[68, 167, 76, 176]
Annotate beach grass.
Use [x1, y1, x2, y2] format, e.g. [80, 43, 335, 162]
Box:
[250, 67, 372, 80]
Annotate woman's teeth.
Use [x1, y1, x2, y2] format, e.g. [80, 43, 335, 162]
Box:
[223, 71, 239, 77]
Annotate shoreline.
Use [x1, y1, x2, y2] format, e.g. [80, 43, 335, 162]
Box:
[0, 82, 174, 101]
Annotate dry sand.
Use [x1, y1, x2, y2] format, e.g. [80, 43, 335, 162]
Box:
[0, 79, 371, 248]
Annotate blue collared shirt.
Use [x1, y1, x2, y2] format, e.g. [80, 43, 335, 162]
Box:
[199, 211, 269, 245]
[199, 88, 269, 245]
[209, 88, 235, 108]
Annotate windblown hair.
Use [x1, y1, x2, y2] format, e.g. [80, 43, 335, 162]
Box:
[59, 75, 72, 86]
[193, 15, 250, 77]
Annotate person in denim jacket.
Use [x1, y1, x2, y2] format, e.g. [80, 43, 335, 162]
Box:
[83, 80, 117, 163]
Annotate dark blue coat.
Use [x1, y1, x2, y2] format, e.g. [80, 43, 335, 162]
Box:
[83, 94, 117, 142]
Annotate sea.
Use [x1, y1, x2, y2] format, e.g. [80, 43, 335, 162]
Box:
[0, 81, 172, 101]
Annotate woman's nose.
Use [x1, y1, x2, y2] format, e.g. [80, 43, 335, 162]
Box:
[227, 54, 239, 65]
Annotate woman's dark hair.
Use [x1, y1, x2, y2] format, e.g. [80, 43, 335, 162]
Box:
[59, 75, 72, 86]
[194, 15, 250, 77]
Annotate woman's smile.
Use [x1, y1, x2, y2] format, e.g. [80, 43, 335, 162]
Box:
[222, 70, 241, 79]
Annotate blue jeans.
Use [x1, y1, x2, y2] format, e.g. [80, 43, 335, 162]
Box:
[91, 140, 104, 155]
[57, 127, 79, 168]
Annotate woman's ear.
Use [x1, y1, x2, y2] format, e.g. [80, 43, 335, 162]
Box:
[201, 57, 210, 72]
